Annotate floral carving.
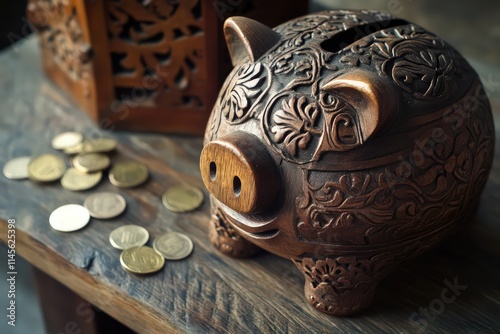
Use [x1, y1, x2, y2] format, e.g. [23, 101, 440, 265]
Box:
[294, 254, 391, 315]
[296, 88, 494, 245]
[385, 40, 455, 99]
[340, 42, 372, 66]
[271, 96, 322, 157]
[361, 27, 467, 100]
[298, 256, 373, 289]
[221, 62, 267, 122]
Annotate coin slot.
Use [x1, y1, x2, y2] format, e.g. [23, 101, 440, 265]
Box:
[233, 176, 241, 197]
[320, 19, 409, 53]
[209, 161, 216, 181]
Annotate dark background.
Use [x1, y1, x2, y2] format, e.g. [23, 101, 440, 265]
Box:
[0, 1, 29, 51]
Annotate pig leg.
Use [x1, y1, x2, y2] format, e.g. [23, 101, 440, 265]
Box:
[209, 201, 261, 258]
[294, 256, 383, 316]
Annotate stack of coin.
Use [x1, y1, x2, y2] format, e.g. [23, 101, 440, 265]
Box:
[59, 137, 118, 191]
[63, 138, 117, 155]
[52, 132, 149, 190]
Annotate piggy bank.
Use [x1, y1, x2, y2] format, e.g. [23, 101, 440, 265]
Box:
[199, 10, 495, 315]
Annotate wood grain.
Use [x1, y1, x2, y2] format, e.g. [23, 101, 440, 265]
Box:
[200, 131, 281, 214]
[26, 0, 308, 135]
[0, 38, 499, 333]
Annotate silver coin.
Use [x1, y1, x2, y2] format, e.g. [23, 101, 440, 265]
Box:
[51, 132, 84, 150]
[49, 204, 90, 232]
[3, 156, 31, 179]
[84, 192, 126, 219]
[109, 225, 149, 250]
[153, 232, 193, 260]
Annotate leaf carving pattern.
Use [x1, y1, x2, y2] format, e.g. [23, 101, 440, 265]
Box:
[271, 96, 322, 157]
[221, 62, 266, 122]
[361, 27, 466, 100]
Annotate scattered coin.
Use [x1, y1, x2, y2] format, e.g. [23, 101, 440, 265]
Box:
[51, 132, 83, 150]
[109, 225, 149, 250]
[153, 232, 193, 260]
[61, 168, 102, 191]
[64, 143, 84, 155]
[49, 204, 90, 232]
[63, 138, 117, 155]
[73, 153, 110, 173]
[162, 184, 203, 213]
[3, 156, 31, 180]
[81, 138, 117, 153]
[120, 246, 165, 274]
[109, 161, 149, 188]
[28, 154, 66, 182]
[84, 192, 126, 219]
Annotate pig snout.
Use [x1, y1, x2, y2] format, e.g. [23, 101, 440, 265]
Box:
[200, 131, 281, 214]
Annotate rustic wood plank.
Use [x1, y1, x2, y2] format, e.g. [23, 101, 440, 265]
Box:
[0, 37, 499, 334]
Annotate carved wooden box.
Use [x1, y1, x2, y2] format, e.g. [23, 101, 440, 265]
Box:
[200, 10, 495, 315]
[26, 0, 306, 134]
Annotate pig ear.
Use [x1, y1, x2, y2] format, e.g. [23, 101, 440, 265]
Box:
[321, 71, 400, 141]
[224, 16, 281, 66]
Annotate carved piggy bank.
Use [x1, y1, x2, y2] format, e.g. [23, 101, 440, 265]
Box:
[199, 10, 495, 315]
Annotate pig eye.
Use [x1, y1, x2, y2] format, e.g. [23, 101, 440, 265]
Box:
[332, 113, 360, 147]
[320, 91, 336, 107]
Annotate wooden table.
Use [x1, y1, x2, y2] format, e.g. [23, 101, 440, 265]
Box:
[1, 37, 499, 334]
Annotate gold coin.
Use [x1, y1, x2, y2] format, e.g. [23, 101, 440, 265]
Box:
[162, 184, 203, 212]
[120, 246, 165, 274]
[73, 153, 110, 173]
[64, 143, 84, 155]
[63, 138, 117, 155]
[28, 154, 66, 182]
[153, 232, 193, 260]
[61, 168, 102, 191]
[109, 161, 149, 188]
[81, 138, 117, 153]
[109, 225, 149, 250]
[51, 132, 83, 150]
